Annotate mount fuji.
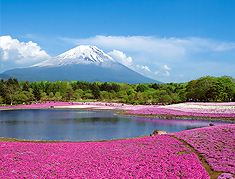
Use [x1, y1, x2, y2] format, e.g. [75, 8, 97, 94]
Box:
[0, 45, 161, 83]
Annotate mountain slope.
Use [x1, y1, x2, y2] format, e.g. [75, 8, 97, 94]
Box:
[1, 45, 162, 84]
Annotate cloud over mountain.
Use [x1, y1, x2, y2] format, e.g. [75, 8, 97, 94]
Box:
[162, 65, 171, 71]
[60, 35, 235, 58]
[60, 35, 235, 82]
[0, 36, 50, 72]
[108, 50, 132, 67]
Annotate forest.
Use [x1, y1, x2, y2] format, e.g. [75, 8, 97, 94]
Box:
[0, 76, 235, 106]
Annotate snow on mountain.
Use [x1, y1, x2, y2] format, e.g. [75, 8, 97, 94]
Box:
[31, 45, 116, 67]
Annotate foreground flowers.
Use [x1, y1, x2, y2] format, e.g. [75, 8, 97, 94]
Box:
[0, 135, 209, 178]
[1, 102, 235, 178]
[1, 124, 235, 178]
[175, 124, 235, 174]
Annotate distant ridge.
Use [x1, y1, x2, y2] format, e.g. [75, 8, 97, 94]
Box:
[0, 45, 162, 84]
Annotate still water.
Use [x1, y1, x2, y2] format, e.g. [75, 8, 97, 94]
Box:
[0, 109, 231, 141]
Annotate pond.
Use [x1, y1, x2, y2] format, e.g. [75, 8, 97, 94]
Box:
[0, 109, 231, 141]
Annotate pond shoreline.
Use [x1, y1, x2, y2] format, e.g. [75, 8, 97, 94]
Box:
[1, 105, 235, 123]
[0, 135, 150, 143]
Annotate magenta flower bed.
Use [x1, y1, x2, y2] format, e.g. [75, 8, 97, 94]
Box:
[0, 136, 209, 178]
[174, 124, 235, 174]
[126, 107, 235, 118]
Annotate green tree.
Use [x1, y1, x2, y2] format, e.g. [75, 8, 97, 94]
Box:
[111, 83, 121, 92]
[128, 93, 135, 104]
[2, 78, 20, 105]
[38, 81, 46, 92]
[40, 92, 48, 101]
[219, 77, 235, 101]
[54, 92, 62, 101]
[0, 96, 3, 105]
[22, 81, 30, 91]
[48, 92, 55, 101]
[0, 79, 7, 104]
[57, 80, 68, 97]
[45, 82, 53, 95]
[65, 86, 73, 100]
[127, 89, 135, 95]
[14, 92, 28, 103]
[83, 91, 94, 99]
[149, 83, 160, 90]
[136, 84, 149, 92]
[100, 82, 111, 92]
[186, 76, 216, 101]
[33, 83, 41, 100]
[171, 93, 180, 104]
[91, 83, 100, 99]
[159, 94, 172, 104]
[178, 89, 186, 102]
[100, 91, 110, 101]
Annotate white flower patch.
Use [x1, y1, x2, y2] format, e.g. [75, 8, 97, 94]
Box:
[162, 103, 235, 109]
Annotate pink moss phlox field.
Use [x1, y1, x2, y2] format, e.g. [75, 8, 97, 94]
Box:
[217, 173, 235, 179]
[0, 136, 209, 178]
[174, 124, 235, 174]
[126, 107, 235, 118]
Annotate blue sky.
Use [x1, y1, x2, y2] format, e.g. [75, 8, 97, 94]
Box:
[1, 0, 235, 83]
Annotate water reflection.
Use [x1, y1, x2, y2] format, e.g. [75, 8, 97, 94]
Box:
[0, 109, 231, 141]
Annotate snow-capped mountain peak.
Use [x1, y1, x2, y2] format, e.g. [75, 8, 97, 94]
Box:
[31, 45, 116, 67]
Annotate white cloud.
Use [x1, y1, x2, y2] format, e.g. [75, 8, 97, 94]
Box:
[60, 35, 235, 59]
[162, 65, 171, 70]
[136, 65, 151, 72]
[60, 35, 187, 59]
[163, 71, 170, 76]
[0, 36, 50, 72]
[108, 50, 132, 67]
[21, 34, 35, 39]
[154, 71, 160, 75]
[59, 35, 235, 82]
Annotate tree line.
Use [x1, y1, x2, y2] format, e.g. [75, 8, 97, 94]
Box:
[0, 76, 235, 105]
